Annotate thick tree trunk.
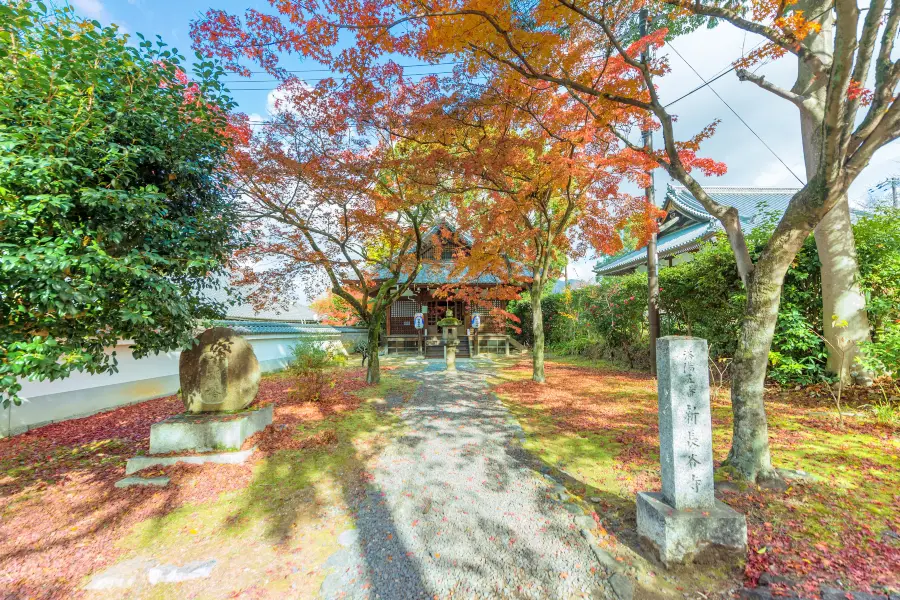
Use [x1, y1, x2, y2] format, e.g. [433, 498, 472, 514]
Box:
[531, 287, 545, 383]
[366, 312, 383, 385]
[814, 201, 872, 383]
[725, 265, 784, 482]
[793, 2, 872, 384]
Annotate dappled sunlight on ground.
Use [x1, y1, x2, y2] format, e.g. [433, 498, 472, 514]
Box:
[492, 356, 900, 596]
[0, 366, 408, 599]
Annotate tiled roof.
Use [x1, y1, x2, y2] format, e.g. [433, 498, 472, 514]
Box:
[595, 222, 717, 276]
[214, 320, 341, 336]
[381, 262, 506, 285]
[595, 186, 801, 277]
[667, 186, 797, 226]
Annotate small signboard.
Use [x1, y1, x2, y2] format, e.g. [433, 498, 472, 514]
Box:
[414, 313, 425, 330]
[471, 314, 481, 329]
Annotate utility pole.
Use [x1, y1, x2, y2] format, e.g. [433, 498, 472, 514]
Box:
[892, 177, 898, 209]
[640, 8, 660, 376]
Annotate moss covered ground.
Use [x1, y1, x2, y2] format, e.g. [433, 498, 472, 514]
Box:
[490, 356, 900, 597]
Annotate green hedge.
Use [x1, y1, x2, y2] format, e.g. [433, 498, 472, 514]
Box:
[509, 208, 900, 383]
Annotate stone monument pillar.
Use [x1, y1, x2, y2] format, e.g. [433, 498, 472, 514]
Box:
[438, 310, 462, 373]
[636, 336, 746, 565]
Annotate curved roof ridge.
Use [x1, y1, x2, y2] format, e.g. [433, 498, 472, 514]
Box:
[669, 185, 801, 193]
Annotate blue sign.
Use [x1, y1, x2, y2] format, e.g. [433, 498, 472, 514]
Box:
[414, 313, 425, 330]
[470, 314, 481, 329]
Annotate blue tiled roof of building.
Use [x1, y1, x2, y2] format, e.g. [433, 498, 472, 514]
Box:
[379, 262, 506, 285]
[594, 222, 717, 276]
[667, 186, 797, 226]
[595, 186, 799, 277]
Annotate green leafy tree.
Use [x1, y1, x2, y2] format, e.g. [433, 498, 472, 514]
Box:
[0, 3, 242, 406]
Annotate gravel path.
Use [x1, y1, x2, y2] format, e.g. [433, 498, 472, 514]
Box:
[320, 359, 614, 600]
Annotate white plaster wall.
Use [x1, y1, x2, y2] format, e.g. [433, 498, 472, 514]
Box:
[2, 332, 340, 437]
[336, 327, 369, 349]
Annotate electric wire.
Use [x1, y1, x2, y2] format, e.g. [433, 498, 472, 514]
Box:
[666, 42, 805, 185]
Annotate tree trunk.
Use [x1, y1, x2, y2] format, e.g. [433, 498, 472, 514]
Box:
[366, 312, 383, 385]
[725, 264, 784, 482]
[531, 287, 546, 383]
[793, 0, 872, 384]
[814, 200, 872, 383]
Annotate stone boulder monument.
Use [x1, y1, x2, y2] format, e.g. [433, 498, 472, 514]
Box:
[116, 327, 273, 488]
[179, 327, 261, 413]
[636, 336, 747, 566]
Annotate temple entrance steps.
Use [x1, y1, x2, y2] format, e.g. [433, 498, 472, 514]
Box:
[424, 337, 471, 358]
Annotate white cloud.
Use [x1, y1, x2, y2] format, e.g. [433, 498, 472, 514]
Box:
[69, 0, 129, 33]
[265, 82, 313, 115]
[70, 0, 109, 20]
[752, 160, 806, 188]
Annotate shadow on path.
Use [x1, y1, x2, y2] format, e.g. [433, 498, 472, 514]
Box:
[320, 359, 612, 599]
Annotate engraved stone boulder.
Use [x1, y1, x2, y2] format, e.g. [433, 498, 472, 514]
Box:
[180, 327, 261, 413]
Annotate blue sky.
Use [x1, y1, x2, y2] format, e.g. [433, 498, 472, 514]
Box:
[69, 0, 900, 284]
[68, 0, 311, 122]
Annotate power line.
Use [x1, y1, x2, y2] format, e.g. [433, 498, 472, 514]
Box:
[664, 66, 737, 108]
[228, 71, 458, 88]
[242, 61, 460, 75]
[664, 37, 768, 107]
[666, 42, 805, 185]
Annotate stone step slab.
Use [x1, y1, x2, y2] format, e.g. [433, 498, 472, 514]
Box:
[114, 476, 171, 488]
[148, 403, 273, 455]
[125, 447, 256, 475]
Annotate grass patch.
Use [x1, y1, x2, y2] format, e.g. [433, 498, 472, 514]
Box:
[492, 358, 900, 595]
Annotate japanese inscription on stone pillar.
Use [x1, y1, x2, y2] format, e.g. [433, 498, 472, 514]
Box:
[656, 336, 714, 510]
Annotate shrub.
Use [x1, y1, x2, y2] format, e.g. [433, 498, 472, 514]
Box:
[286, 339, 345, 401]
[0, 3, 242, 406]
[522, 208, 899, 382]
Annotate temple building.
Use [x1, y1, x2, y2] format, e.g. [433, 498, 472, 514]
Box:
[594, 186, 800, 277]
[378, 223, 524, 358]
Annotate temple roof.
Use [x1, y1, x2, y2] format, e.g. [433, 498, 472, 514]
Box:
[594, 185, 799, 277]
[386, 262, 505, 285]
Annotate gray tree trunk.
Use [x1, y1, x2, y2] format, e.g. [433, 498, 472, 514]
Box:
[531, 286, 546, 383]
[726, 264, 784, 481]
[366, 312, 383, 384]
[814, 201, 872, 382]
[791, 0, 872, 384]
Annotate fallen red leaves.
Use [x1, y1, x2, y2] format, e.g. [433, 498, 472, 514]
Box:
[0, 368, 369, 600]
[494, 359, 900, 596]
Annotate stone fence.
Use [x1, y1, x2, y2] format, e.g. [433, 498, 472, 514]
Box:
[3, 322, 367, 438]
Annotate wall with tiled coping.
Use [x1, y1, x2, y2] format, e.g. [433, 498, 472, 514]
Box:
[3, 325, 367, 437]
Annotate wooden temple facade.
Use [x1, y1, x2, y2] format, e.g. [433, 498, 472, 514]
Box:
[380, 225, 521, 358]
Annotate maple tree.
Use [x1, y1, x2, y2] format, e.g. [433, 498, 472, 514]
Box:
[400, 82, 656, 382]
[310, 291, 365, 326]
[226, 83, 440, 384]
[191, 0, 898, 481]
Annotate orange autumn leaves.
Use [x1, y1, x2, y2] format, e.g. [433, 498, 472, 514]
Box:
[191, 0, 731, 299]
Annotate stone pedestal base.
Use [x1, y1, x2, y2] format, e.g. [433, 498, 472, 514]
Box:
[149, 404, 273, 454]
[636, 491, 746, 566]
[446, 346, 457, 372]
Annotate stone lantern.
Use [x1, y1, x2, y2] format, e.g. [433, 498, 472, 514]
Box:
[436, 310, 462, 372]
